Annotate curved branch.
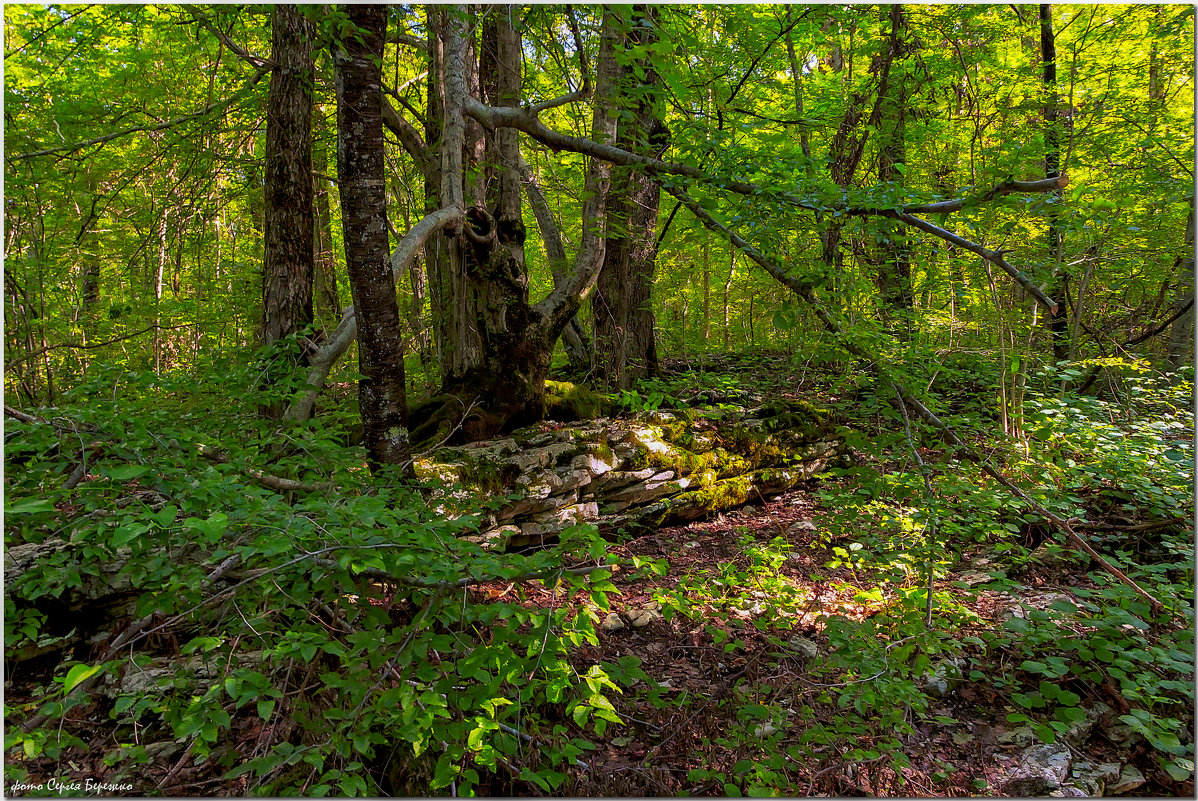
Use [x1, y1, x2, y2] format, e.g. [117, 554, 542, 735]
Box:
[183, 5, 269, 68]
[891, 211, 1058, 314]
[382, 96, 431, 169]
[467, 98, 1068, 225]
[665, 181, 1168, 616]
[284, 208, 463, 422]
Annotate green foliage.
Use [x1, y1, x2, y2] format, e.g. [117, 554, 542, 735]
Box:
[4, 361, 623, 796]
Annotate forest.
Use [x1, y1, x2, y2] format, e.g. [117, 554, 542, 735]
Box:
[3, 2, 1194, 797]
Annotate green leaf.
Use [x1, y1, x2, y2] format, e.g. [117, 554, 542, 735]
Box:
[257, 699, 275, 720]
[6, 499, 56, 515]
[63, 663, 103, 694]
[108, 464, 151, 480]
[110, 523, 148, 548]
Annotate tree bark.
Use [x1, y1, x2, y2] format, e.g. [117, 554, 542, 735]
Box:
[409, 5, 620, 445]
[519, 155, 593, 374]
[424, 5, 484, 383]
[261, 4, 315, 418]
[312, 103, 341, 327]
[335, 2, 411, 470]
[873, 5, 914, 328]
[594, 5, 663, 390]
[1166, 199, 1195, 372]
[1040, 3, 1069, 364]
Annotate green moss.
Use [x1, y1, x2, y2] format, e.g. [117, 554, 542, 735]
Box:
[544, 380, 607, 421]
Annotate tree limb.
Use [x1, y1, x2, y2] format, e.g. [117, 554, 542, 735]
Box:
[182, 5, 270, 68]
[664, 181, 1172, 617]
[5, 323, 195, 372]
[284, 208, 463, 422]
[382, 96, 431, 170]
[465, 96, 1063, 311]
[890, 210, 1059, 314]
[308, 556, 610, 589]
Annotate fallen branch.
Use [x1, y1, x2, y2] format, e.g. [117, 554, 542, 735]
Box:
[196, 443, 333, 493]
[308, 556, 610, 590]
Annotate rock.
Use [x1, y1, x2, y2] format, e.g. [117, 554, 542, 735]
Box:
[1068, 761, 1121, 797]
[1063, 702, 1111, 746]
[918, 657, 966, 697]
[1105, 724, 1143, 747]
[787, 520, 817, 533]
[996, 726, 1037, 748]
[630, 602, 662, 628]
[951, 729, 975, 746]
[463, 525, 518, 550]
[409, 403, 843, 550]
[955, 570, 994, 586]
[1049, 786, 1087, 797]
[1106, 765, 1145, 795]
[1004, 744, 1073, 796]
[753, 722, 778, 738]
[789, 636, 819, 660]
[601, 612, 624, 632]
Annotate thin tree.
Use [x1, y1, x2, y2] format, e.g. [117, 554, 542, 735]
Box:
[593, 5, 664, 390]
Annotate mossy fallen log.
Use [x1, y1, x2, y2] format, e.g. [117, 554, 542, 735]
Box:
[415, 399, 844, 549]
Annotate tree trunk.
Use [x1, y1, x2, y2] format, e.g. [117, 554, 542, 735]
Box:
[873, 5, 914, 330]
[410, 5, 620, 445]
[1167, 200, 1195, 372]
[424, 5, 484, 383]
[519, 156, 593, 374]
[261, 4, 315, 418]
[312, 103, 341, 327]
[335, 2, 411, 470]
[1040, 3, 1069, 364]
[593, 5, 663, 390]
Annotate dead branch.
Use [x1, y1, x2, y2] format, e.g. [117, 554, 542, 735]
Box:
[665, 181, 1174, 618]
[196, 444, 332, 493]
[5, 323, 196, 372]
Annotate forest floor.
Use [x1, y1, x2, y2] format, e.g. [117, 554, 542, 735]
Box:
[5, 352, 1193, 797]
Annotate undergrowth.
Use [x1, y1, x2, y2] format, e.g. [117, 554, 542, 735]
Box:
[4, 350, 1194, 796]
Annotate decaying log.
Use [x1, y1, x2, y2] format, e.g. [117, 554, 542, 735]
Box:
[4, 402, 842, 661]
[416, 399, 843, 548]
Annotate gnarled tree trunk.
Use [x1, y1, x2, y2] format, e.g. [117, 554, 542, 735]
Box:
[409, 6, 620, 446]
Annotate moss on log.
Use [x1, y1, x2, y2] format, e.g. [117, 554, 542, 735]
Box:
[414, 399, 843, 549]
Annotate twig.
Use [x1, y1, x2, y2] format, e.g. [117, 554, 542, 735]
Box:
[15, 554, 242, 737]
[307, 555, 609, 590]
[196, 443, 333, 493]
[4, 323, 197, 371]
[1078, 516, 1188, 532]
